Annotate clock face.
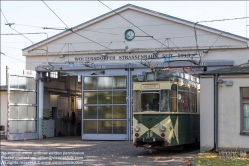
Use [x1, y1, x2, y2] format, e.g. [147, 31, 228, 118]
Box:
[124, 29, 135, 41]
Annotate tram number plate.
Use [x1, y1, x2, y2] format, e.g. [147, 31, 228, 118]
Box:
[143, 138, 154, 142]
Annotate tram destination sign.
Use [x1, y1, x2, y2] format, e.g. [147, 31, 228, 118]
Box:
[141, 84, 160, 89]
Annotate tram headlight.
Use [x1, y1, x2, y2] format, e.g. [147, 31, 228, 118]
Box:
[134, 125, 140, 132]
[160, 125, 166, 132]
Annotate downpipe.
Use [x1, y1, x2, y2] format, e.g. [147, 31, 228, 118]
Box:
[214, 74, 219, 152]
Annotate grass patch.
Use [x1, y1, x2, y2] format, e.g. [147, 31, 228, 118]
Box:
[195, 152, 249, 166]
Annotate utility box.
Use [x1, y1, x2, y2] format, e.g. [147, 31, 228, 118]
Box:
[225, 80, 233, 86]
[44, 120, 55, 137]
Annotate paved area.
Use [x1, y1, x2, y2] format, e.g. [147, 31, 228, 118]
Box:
[0, 137, 198, 165]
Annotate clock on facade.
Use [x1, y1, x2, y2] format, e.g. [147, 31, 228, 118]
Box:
[124, 29, 135, 41]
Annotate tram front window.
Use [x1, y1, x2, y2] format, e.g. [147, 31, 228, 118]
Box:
[141, 92, 159, 111]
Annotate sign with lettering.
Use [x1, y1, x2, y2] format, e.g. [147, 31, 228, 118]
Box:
[72, 54, 159, 62]
[141, 84, 160, 89]
[66, 53, 199, 62]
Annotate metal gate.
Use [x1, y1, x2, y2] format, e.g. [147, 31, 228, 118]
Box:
[81, 68, 151, 140]
[82, 69, 129, 140]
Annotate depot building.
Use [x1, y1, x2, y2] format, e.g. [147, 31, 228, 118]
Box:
[1, 4, 248, 151]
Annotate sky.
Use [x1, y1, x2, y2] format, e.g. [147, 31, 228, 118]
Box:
[1, 1, 248, 85]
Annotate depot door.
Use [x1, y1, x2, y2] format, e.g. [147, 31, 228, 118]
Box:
[81, 69, 131, 140]
[7, 73, 38, 140]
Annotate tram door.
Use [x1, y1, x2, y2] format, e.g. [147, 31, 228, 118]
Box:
[7, 71, 38, 140]
[82, 69, 130, 140]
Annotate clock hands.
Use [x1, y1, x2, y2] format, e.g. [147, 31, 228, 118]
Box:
[124, 29, 135, 41]
[127, 32, 134, 39]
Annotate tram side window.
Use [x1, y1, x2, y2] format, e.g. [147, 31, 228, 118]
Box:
[190, 92, 197, 112]
[178, 91, 189, 112]
[171, 84, 177, 112]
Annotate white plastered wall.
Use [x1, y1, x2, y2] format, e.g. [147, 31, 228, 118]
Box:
[200, 76, 214, 152]
[218, 75, 249, 150]
[23, 8, 248, 71]
[201, 49, 249, 65]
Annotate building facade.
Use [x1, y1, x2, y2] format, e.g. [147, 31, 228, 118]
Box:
[2, 4, 248, 151]
[200, 63, 249, 152]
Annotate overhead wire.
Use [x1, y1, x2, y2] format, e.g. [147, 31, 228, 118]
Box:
[70, 43, 77, 52]
[102, 42, 112, 53]
[72, 32, 114, 51]
[123, 41, 144, 65]
[98, 0, 184, 56]
[1, 32, 57, 35]
[1, 52, 37, 67]
[1, 9, 34, 44]
[199, 32, 223, 64]
[10, 27, 34, 44]
[70, 43, 83, 63]
[82, 29, 122, 36]
[7, 30, 243, 45]
[2, 24, 246, 44]
[42, 0, 69, 28]
[1, 23, 66, 29]
[0, 22, 177, 30]
[197, 17, 249, 24]
[0, 9, 9, 23]
[52, 43, 67, 63]
[158, 38, 168, 51]
[98, 0, 194, 67]
[167, 38, 195, 63]
[41, 0, 119, 53]
[168, 38, 184, 54]
[1, 8, 46, 68]
[1, 20, 248, 33]
[6, 2, 246, 68]
[41, 0, 152, 67]
[6, 31, 50, 66]
[42, 0, 118, 60]
[194, 16, 249, 61]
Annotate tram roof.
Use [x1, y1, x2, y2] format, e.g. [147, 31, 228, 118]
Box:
[200, 62, 249, 75]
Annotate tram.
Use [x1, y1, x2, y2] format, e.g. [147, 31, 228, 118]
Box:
[132, 69, 200, 151]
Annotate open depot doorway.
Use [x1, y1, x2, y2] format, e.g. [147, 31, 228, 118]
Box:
[43, 72, 82, 139]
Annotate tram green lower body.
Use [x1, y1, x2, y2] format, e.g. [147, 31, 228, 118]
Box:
[133, 114, 200, 148]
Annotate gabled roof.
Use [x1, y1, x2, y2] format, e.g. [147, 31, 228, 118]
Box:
[23, 4, 249, 51]
[200, 63, 249, 75]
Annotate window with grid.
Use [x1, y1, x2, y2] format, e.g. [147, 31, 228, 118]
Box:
[50, 72, 58, 78]
[241, 87, 249, 134]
